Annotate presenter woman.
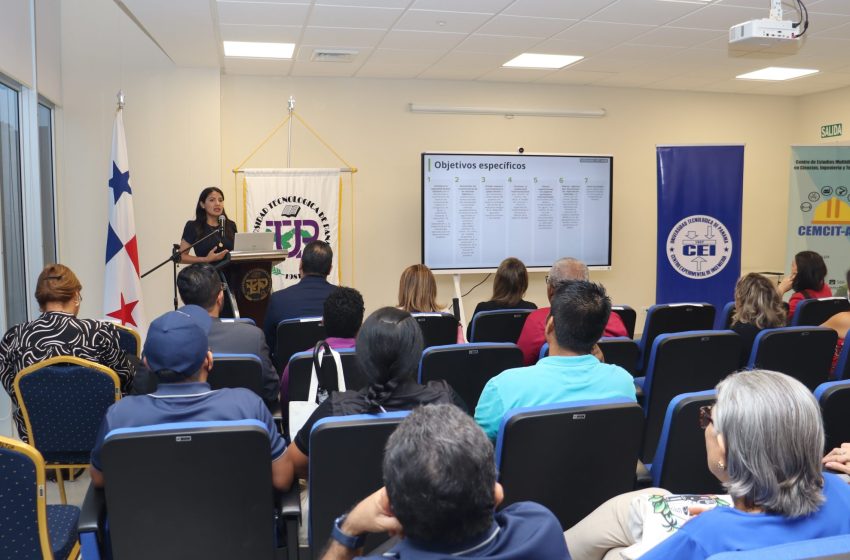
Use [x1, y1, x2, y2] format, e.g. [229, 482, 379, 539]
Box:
[179, 187, 237, 264]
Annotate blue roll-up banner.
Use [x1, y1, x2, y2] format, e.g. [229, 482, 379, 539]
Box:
[656, 145, 744, 312]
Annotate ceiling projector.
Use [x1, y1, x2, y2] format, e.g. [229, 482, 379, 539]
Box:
[729, 0, 805, 46]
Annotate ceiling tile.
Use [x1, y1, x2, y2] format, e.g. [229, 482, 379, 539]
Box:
[454, 34, 541, 54]
[532, 38, 612, 56]
[504, 0, 618, 20]
[669, 4, 767, 30]
[628, 26, 724, 48]
[535, 69, 618, 85]
[380, 29, 466, 49]
[394, 9, 492, 33]
[219, 24, 302, 43]
[552, 21, 654, 43]
[588, 0, 704, 26]
[124, 0, 219, 67]
[315, 0, 411, 7]
[217, 2, 311, 26]
[366, 48, 446, 64]
[807, 15, 850, 37]
[300, 26, 387, 47]
[715, 0, 777, 8]
[595, 43, 684, 62]
[476, 66, 559, 82]
[791, 36, 850, 57]
[476, 15, 576, 38]
[808, 0, 850, 16]
[355, 61, 434, 78]
[295, 45, 373, 62]
[410, 0, 512, 14]
[307, 5, 403, 28]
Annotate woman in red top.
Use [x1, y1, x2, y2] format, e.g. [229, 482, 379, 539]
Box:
[778, 250, 831, 322]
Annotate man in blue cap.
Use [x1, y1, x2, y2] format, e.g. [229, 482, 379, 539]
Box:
[89, 305, 287, 489]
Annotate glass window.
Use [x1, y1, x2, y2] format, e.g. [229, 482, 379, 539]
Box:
[37, 102, 56, 264]
[0, 81, 27, 328]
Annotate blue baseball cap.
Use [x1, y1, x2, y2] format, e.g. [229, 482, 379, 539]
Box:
[143, 305, 212, 379]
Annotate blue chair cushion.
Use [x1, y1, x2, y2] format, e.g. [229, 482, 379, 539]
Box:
[47, 504, 80, 559]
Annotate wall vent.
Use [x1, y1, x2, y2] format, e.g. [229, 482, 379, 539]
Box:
[311, 49, 358, 63]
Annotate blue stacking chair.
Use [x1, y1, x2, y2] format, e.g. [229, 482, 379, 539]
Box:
[14, 356, 121, 504]
[411, 312, 459, 348]
[112, 323, 141, 358]
[747, 327, 837, 391]
[715, 301, 735, 330]
[791, 297, 850, 327]
[274, 316, 326, 371]
[815, 380, 850, 453]
[706, 534, 850, 560]
[418, 343, 523, 411]
[495, 398, 643, 530]
[209, 353, 265, 398]
[637, 303, 716, 373]
[597, 337, 641, 375]
[0, 435, 80, 560]
[649, 390, 722, 494]
[308, 412, 410, 559]
[611, 305, 637, 339]
[77, 419, 298, 560]
[636, 331, 741, 463]
[468, 309, 534, 343]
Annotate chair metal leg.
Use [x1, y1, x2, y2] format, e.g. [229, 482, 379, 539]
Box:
[55, 467, 68, 504]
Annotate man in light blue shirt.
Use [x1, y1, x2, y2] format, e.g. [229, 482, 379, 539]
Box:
[475, 280, 637, 440]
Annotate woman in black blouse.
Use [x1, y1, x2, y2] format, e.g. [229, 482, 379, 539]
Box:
[468, 257, 537, 340]
[0, 264, 134, 442]
[730, 272, 786, 366]
[179, 187, 237, 264]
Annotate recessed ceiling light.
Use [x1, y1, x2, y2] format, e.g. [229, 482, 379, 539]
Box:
[736, 66, 819, 81]
[223, 41, 295, 59]
[503, 53, 584, 70]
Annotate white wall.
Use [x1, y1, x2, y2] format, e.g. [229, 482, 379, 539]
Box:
[59, 0, 220, 322]
[795, 86, 850, 145]
[220, 76, 796, 325]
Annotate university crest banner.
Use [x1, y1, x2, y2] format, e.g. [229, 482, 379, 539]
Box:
[656, 145, 744, 312]
[244, 169, 340, 291]
[787, 146, 850, 291]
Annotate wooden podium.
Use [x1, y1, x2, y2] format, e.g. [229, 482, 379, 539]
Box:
[225, 250, 286, 327]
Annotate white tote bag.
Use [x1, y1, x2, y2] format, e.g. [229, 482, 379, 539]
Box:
[288, 341, 346, 438]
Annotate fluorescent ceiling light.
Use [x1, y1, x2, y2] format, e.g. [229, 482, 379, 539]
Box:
[223, 41, 295, 59]
[502, 53, 583, 70]
[736, 66, 818, 81]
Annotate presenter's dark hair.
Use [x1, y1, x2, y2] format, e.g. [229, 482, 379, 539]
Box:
[323, 287, 364, 339]
[792, 250, 827, 293]
[356, 307, 423, 411]
[550, 280, 611, 354]
[177, 263, 220, 310]
[384, 404, 496, 545]
[491, 257, 529, 306]
[194, 186, 236, 240]
[301, 240, 333, 276]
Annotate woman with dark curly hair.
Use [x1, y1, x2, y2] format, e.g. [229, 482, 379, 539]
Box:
[778, 250, 831, 321]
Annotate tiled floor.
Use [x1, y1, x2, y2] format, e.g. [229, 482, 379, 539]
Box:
[46, 469, 91, 507]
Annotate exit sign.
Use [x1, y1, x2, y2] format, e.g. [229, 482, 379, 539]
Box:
[821, 123, 843, 138]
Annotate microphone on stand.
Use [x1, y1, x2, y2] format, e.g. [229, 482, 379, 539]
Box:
[218, 215, 226, 245]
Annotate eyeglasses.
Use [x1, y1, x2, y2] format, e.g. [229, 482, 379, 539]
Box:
[698, 405, 714, 430]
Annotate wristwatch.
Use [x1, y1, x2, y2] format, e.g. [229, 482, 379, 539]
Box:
[332, 514, 366, 549]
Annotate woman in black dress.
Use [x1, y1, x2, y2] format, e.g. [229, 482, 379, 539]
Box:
[731, 272, 786, 366]
[179, 186, 237, 264]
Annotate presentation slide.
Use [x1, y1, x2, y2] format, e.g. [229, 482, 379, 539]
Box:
[422, 153, 613, 271]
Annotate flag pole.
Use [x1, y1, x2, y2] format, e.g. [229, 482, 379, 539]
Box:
[117, 90, 125, 110]
[286, 96, 295, 167]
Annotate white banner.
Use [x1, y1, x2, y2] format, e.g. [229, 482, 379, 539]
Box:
[244, 169, 340, 290]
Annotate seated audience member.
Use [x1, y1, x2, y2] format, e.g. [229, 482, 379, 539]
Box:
[264, 240, 336, 354]
[279, 286, 365, 403]
[177, 263, 279, 410]
[321, 404, 569, 560]
[467, 257, 537, 340]
[823, 441, 850, 477]
[88, 306, 286, 490]
[398, 263, 464, 343]
[0, 264, 134, 443]
[475, 280, 636, 441]
[820, 271, 850, 374]
[277, 307, 464, 491]
[778, 250, 831, 321]
[516, 257, 627, 365]
[566, 370, 850, 560]
[730, 272, 786, 365]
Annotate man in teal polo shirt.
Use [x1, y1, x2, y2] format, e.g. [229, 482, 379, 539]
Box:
[475, 280, 637, 441]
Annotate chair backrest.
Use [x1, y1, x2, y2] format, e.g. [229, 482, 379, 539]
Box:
[815, 380, 850, 453]
[113, 324, 141, 358]
[0, 436, 54, 559]
[641, 331, 742, 463]
[611, 305, 637, 339]
[748, 327, 837, 391]
[209, 353, 264, 397]
[220, 317, 256, 326]
[274, 317, 326, 371]
[495, 399, 643, 530]
[597, 337, 640, 375]
[706, 534, 850, 560]
[418, 343, 523, 411]
[650, 390, 722, 494]
[308, 412, 409, 558]
[101, 420, 276, 560]
[283, 349, 364, 440]
[791, 297, 850, 327]
[716, 301, 735, 330]
[468, 309, 533, 343]
[638, 303, 716, 372]
[411, 313, 459, 348]
[14, 357, 120, 464]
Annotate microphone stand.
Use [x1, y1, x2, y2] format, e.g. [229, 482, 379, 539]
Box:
[141, 227, 226, 310]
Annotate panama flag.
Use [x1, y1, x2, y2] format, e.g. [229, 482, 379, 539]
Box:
[104, 107, 146, 336]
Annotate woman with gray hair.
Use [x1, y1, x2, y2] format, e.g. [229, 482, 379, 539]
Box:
[566, 369, 850, 559]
